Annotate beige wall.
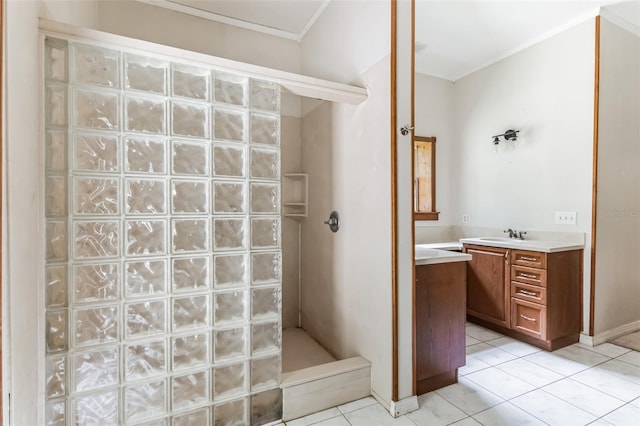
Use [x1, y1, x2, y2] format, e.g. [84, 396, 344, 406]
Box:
[301, 0, 389, 84]
[5, 2, 99, 423]
[43, 0, 98, 26]
[594, 17, 640, 335]
[298, 0, 393, 406]
[299, 100, 335, 341]
[96, 0, 301, 73]
[415, 16, 640, 340]
[300, 55, 392, 405]
[414, 74, 456, 228]
[451, 20, 596, 332]
[281, 115, 303, 329]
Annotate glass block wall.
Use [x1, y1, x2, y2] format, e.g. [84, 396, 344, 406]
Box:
[43, 36, 282, 425]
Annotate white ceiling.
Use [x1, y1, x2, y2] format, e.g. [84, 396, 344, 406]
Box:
[141, 0, 640, 80]
[415, 0, 640, 81]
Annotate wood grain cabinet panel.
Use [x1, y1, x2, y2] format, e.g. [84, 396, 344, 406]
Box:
[511, 264, 547, 287]
[512, 250, 546, 269]
[415, 262, 466, 394]
[511, 282, 547, 305]
[464, 245, 583, 351]
[464, 246, 510, 328]
[511, 298, 546, 340]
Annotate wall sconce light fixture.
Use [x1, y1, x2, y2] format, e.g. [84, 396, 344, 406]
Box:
[492, 129, 520, 145]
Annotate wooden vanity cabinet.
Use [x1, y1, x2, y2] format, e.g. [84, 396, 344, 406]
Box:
[511, 248, 583, 350]
[511, 249, 548, 340]
[464, 245, 510, 328]
[463, 244, 583, 351]
[415, 262, 466, 394]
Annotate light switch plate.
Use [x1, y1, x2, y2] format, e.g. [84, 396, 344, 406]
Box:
[555, 211, 577, 225]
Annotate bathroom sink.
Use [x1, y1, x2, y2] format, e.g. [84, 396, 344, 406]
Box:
[477, 237, 525, 243]
[459, 237, 585, 253]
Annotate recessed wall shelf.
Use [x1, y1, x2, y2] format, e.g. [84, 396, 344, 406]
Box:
[283, 173, 308, 219]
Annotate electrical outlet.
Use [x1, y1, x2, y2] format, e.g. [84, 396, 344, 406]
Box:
[462, 214, 471, 224]
[555, 211, 577, 225]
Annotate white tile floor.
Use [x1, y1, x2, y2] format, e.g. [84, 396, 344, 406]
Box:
[280, 323, 640, 426]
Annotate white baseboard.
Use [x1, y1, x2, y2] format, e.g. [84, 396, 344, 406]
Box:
[388, 395, 419, 417]
[579, 333, 595, 346]
[370, 389, 419, 417]
[370, 389, 390, 411]
[581, 320, 640, 346]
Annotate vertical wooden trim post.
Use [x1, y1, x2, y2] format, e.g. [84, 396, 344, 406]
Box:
[390, 0, 399, 401]
[589, 16, 601, 336]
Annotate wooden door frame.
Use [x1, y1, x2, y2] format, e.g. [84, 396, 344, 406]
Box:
[390, 0, 416, 401]
[1, 0, 4, 420]
[390, 0, 398, 400]
[589, 16, 600, 337]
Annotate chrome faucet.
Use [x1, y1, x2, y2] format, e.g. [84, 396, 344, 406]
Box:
[504, 228, 517, 238]
[504, 229, 527, 240]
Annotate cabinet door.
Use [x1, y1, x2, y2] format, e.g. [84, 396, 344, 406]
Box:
[415, 263, 466, 382]
[465, 245, 510, 327]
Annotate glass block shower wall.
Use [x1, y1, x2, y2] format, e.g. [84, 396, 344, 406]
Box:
[44, 36, 282, 425]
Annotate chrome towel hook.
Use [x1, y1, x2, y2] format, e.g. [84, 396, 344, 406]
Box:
[324, 211, 340, 233]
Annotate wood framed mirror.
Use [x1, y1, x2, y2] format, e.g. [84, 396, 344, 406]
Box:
[413, 135, 439, 220]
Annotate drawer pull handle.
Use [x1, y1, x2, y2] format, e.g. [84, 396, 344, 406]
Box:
[520, 314, 537, 322]
[519, 289, 537, 296]
[519, 273, 538, 279]
[520, 256, 538, 262]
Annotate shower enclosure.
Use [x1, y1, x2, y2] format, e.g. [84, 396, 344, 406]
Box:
[277, 99, 371, 421]
[43, 35, 283, 425]
[280, 101, 338, 373]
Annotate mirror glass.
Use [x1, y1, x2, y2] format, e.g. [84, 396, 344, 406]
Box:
[413, 136, 438, 220]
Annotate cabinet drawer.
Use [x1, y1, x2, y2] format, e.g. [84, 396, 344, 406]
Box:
[511, 250, 547, 269]
[511, 298, 546, 340]
[511, 282, 547, 304]
[511, 265, 547, 287]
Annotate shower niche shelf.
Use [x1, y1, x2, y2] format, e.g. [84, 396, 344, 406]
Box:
[283, 173, 308, 220]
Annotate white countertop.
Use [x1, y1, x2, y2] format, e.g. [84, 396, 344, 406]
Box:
[414, 241, 463, 251]
[459, 237, 584, 253]
[415, 245, 472, 265]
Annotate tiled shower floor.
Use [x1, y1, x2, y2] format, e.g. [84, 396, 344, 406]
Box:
[280, 323, 640, 426]
[282, 327, 337, 372]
